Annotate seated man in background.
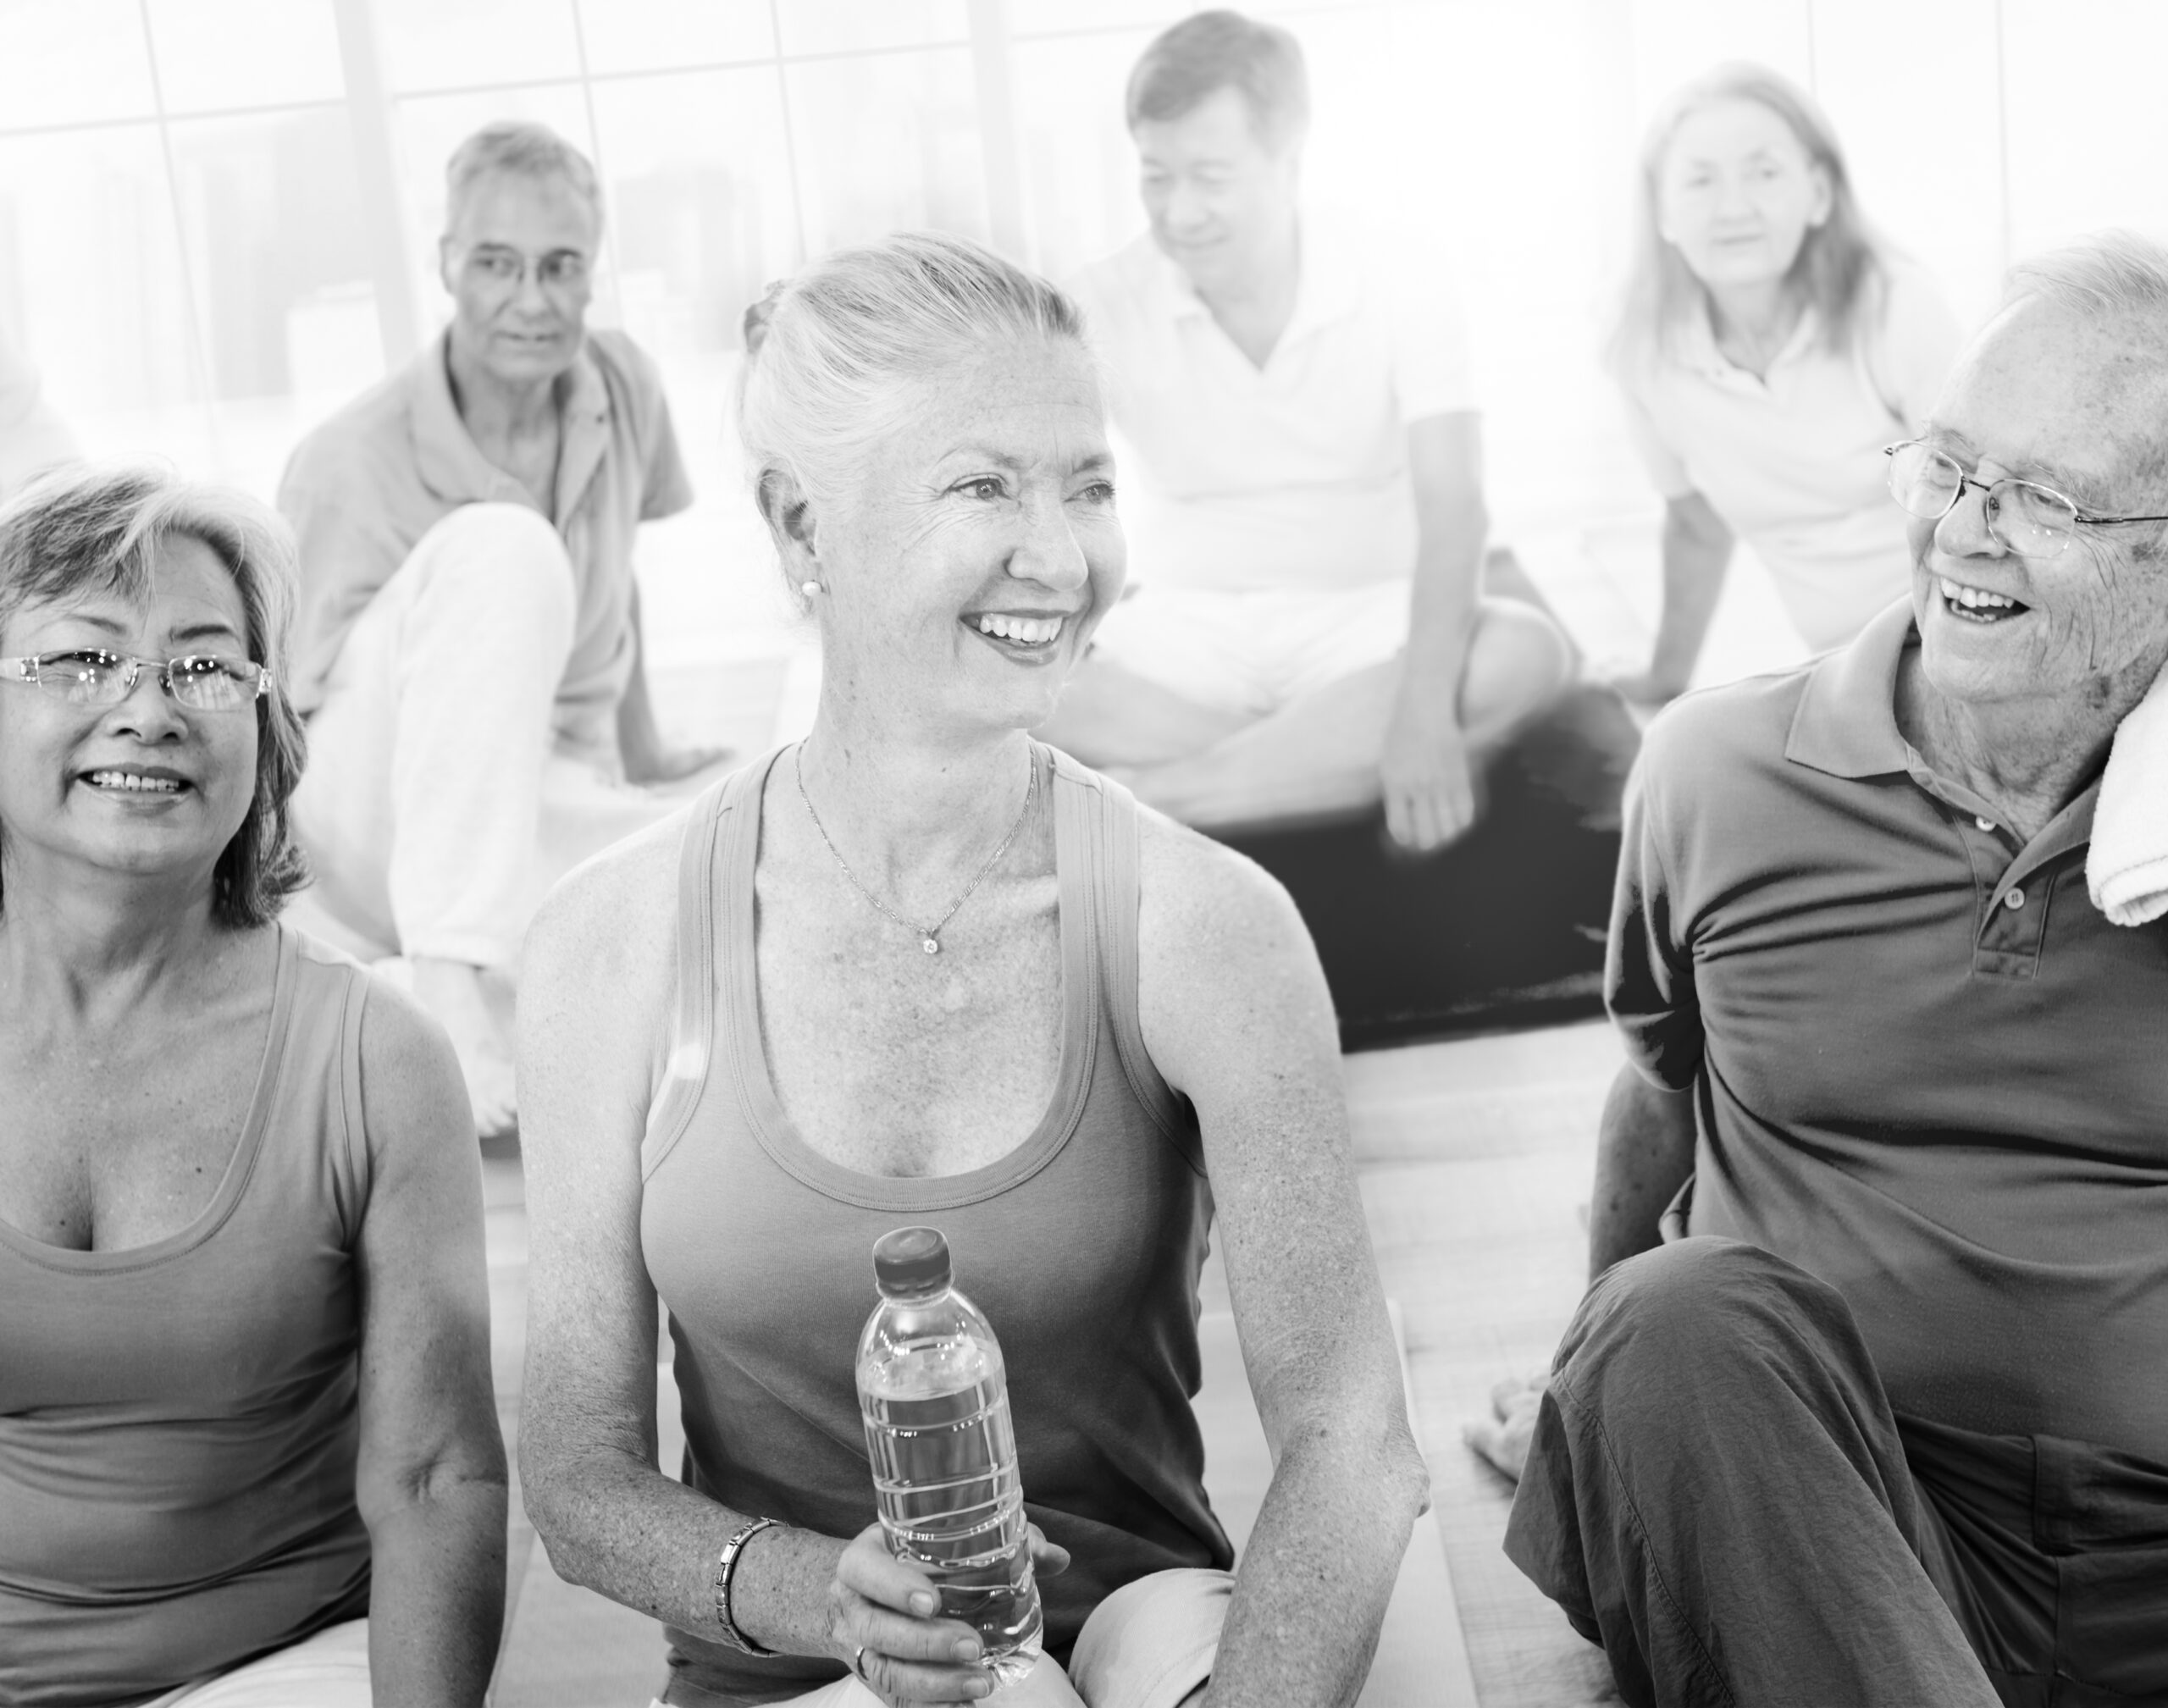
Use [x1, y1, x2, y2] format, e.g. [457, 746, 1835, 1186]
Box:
[279, 120, 719, 1135]
[1041, 8, 1569, 850]
[1502, 233, 2168, 1706]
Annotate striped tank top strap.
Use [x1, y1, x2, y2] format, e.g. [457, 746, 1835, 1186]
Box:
[642, 755, 774, 1179]
[1048, 748, 1201, 1169]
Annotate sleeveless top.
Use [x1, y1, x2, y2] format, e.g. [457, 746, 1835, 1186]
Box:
[640, 746, 1232, 1708]
[0, 928, 375, 1708]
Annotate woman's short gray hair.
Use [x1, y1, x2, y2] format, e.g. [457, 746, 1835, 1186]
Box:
[738, 231, 1091, 529]
[0, 465, 309, 929]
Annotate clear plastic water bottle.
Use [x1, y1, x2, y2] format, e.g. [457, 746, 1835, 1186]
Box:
[856, 1226, 1043, 1688]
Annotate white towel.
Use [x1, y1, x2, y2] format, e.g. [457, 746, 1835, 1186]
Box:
[2088, 659, 2168, 926]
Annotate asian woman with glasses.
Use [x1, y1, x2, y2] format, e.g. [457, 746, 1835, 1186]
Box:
[0, 466, 506, 1707]
[1607, 63, 1967, 705]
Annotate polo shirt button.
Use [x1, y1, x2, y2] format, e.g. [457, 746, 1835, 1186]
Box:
[1975, 815, 1996, 832]
[2004, 887, 2026, 911]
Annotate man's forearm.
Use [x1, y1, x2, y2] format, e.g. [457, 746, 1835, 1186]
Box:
[1399, 511, 1485, 705]
[1588, 1062, 1698, 1283]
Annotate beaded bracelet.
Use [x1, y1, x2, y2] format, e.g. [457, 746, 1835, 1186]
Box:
[713, 1516, 783, 1656]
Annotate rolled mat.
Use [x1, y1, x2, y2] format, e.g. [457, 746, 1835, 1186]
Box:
[1210, 683, 1639, 1051]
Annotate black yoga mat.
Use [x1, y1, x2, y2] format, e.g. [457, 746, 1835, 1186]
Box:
[1210, 683, 1640, 1051]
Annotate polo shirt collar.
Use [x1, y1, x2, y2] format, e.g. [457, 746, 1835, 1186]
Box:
[1785, 598, 1917, 779]
[1784, 598, 2103, 853]
[1146, 209, 1359, 345]
[409, 330, 613, 524]
[1677, 296, 1821, 382]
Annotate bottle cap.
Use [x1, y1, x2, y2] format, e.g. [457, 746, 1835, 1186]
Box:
[871, 1226, 952, 1297]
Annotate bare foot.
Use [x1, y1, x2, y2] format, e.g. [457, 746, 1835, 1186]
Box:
[410, 956, 518, 1138]
[1463, 1370, 1550, 1484]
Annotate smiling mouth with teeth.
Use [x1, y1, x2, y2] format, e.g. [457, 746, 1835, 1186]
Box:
[973, 613, 1066, 647]
[1938, 576, 2030, 623]
[86, 771, 185, 793]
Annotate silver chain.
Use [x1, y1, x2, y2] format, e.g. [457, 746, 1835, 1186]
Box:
[793, 743, 1038, 956]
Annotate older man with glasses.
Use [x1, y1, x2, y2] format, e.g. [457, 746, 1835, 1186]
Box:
[1496, 231, 2168, 1706]
[277, 121, 721, 1136]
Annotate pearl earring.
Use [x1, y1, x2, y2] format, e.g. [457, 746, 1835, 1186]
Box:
[800, 579, 821, 598]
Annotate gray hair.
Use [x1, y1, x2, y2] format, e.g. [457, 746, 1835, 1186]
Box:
[445, 120, 603, 239]
[2003, 230, 2168, 506]
[738, 231, 1091, 533]
[0, 465, 309, 929]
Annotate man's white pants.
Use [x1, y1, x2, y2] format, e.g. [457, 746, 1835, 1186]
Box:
[295, 502, 677, 970]
[142, 1619, 370, 1708]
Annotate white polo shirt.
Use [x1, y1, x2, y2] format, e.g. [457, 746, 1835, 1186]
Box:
[1069, 215, 1478, 598]
[1618, 263, 1963, 650]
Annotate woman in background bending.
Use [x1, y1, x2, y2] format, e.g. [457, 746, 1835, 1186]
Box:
[0, 467, 506, 1707]
[1609, 63, 1962, 703]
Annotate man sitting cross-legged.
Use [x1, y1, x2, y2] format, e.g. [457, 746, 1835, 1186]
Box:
[1493, 232, 2168, 1707]
[278, 121, 722, 1135]
[1039, 9, 1569, 851]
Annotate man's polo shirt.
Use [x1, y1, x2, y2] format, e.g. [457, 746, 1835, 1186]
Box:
[277, 328, 692, 749]
[1068, 216, 1476, 597]
[1610, 600, 2168, 1464]
[1616, 263, 1961, 649]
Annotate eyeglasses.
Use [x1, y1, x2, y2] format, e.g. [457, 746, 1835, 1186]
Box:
[0, 649, 270, 712]
[1883, 439, 2168, 559]
[457, 244, 590, 295]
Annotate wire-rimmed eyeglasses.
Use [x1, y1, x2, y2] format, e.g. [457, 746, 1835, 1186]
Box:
[1884, 439, 2168, 559]
[0, 649, 271, 713]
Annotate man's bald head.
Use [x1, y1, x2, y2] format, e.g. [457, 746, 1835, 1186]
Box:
[1999, 231, 2168, 511]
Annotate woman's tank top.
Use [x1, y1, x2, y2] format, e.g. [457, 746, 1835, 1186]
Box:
[640, 746, 1232, 1708]
[0, 927, 375, 1708]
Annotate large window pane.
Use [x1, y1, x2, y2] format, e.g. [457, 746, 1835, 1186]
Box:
[145, 0, 345, 113]
[374, 0, 583, 94]
[0, 125, 196, 419]
[390, 84, 605, 334]
[576, 0, 774, 74]
[1009, 0, 1184, 34]
[590, 68, 799, 353]
[786, 47, 987, 255]
[774, 0, 970, 57]
[167, 110, 378, 401]
[2002, 0, 2168, 264]
[1812, 0, 2000, 331]
[0, 0, 158, 129]
[1012, 30, 1154, 281]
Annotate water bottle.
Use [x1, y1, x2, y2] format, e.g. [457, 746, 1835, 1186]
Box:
[856, 1226, 1043, 1687]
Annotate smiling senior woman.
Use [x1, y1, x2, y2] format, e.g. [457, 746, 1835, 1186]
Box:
[515, 232, 1429, 1708]
[0, 467, 506, 1707]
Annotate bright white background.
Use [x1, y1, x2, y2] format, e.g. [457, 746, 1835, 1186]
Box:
[2, 0, 2164, 672]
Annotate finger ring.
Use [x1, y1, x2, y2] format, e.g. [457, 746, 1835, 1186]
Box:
[852, 1644, 872, 1683]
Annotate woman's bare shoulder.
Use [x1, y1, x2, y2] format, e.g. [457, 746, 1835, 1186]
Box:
[1133, 801, 1313, 971]
[526, 802, 697, 997]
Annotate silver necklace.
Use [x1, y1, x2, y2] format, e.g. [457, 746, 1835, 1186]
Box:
[794, 745, 1037, 956]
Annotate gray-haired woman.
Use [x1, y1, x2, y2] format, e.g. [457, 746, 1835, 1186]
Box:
[516, 232, 1429, 1708]
[0, 467, 507, 1705]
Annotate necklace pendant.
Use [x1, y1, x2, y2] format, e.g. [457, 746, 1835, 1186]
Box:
[922, 936, 941, 955]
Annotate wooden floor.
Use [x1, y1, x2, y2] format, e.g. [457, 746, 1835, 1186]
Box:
[479, 1020, 1624, 1707]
